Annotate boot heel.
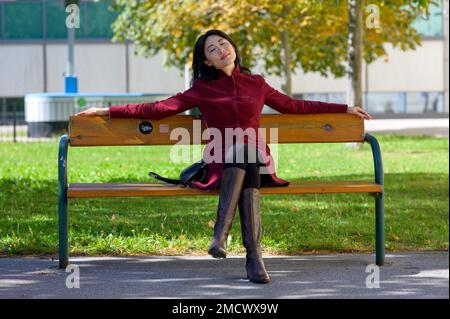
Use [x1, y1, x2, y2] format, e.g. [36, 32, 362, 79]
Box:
[208, 246, 227, 259]
[249, 278, 270, 284]
[246, 257, 270, 283]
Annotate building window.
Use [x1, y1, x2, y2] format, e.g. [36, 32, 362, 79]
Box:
[46, 0, 68, 39]
[406, 92, 444, 114]
[1, 0, 118, 40]
[294, 92, 347, 105]
[0, 97, 25, 124]
[84, 0, 118, 38]
[3, 1, 43, 39]
[412, 0, 443, 37]
[363, 92, 407, 114]
[0, 3, 3, 39]
[293, 91, 445, 115]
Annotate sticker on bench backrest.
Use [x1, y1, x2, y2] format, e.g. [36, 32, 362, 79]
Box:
[159, 124, 169, 133]
[139, 121, 153, 134]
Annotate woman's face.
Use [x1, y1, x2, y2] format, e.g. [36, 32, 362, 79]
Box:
[203, 35, 236, 70]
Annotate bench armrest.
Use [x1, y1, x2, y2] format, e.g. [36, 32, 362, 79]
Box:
[364, 133, 384, 186]
[59, 134, 69, 190]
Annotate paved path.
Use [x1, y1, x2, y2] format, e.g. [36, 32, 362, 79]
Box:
[0, 252, 447, 299]
[365, 118, 448, 137]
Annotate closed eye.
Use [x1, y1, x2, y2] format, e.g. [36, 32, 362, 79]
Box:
[208, 41, 227, 53]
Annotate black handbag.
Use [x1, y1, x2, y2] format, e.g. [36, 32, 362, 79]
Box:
[148, 159, 207, 187]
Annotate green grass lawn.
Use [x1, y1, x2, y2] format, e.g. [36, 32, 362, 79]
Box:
[0, 134, 448, 257]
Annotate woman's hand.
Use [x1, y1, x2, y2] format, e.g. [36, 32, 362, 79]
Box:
[346, 106, 374, 120]
[74, 107, 109, 117]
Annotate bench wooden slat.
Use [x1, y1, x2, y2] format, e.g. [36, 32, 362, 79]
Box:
[67, 181, 382, 198]
[68, 113, 365, 146]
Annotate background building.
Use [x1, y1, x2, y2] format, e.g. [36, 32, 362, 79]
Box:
[0, 0, 448, 125]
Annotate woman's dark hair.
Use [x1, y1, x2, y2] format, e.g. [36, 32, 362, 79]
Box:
[191, 29, 251, 86]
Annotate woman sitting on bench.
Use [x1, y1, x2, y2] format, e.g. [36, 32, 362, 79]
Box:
[74, 29, 373, 284]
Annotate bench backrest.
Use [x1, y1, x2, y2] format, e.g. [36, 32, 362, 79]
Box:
[68, 113, 364, 147]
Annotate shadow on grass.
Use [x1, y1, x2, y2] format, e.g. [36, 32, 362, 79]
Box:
[0, 172, 448, 256]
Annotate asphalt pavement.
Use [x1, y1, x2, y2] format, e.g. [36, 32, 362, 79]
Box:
[0, 252, 447, 299]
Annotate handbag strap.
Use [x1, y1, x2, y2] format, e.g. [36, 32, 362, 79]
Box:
[148, 172, 181, 185]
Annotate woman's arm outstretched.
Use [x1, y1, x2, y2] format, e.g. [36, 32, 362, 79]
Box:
[74, 107, 109, 116]
[74, 84, 200, 120]
[257, 75, 373, 120]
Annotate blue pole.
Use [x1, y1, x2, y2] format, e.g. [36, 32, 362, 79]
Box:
[65, 18, 77, 93]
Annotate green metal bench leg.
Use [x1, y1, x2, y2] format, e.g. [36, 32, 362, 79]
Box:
[375, 192, 385, 266]
[365, 133, 385, 266]
[58, 134, 69, 269]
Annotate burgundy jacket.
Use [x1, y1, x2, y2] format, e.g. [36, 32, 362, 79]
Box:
[109, 65, 348, 191]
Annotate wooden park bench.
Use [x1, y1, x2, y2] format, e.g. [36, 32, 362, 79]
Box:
[58, 113, 384, 268]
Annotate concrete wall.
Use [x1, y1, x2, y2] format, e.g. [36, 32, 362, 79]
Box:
[0, 45, 44, 95]
[0, 40, 447, 113]
[127, 44, 185, 93]
[45, 43, 127, 93]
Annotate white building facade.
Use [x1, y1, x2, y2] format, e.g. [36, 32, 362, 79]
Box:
[0, 0, 448, 123]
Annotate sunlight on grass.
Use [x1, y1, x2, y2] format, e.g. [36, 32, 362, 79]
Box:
[0, 135, 448, 256]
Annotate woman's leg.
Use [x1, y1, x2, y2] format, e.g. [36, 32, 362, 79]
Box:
[238, 162, 270, 283]
[207, 144, 248, 258]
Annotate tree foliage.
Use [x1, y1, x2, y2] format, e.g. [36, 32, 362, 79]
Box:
[110, 0, 437, 81]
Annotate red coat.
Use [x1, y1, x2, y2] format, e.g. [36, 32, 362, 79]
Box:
[109, 65, 348, 191]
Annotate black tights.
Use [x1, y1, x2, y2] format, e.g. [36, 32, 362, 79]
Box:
[223, 144, 261, 189]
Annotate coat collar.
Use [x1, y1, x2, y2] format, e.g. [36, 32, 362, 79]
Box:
[217, 64, 241, 79]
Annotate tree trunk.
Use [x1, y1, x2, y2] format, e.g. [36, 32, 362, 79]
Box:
[281, 4, 292, 96]
[347, 0, 364, 150]
[348, 0, 363, 108]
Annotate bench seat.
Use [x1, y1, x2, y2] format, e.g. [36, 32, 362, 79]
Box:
[68, 181, 383, 198]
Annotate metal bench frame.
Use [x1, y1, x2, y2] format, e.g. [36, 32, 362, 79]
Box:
[58, 114, 384, 269]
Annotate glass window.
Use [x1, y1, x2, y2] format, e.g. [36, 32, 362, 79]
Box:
[296, 92, 347, 104]
[85, 0, 117, 38]
[288, 91, 445, 115]
[406, 92, 444, 114]
[327, 92, 347, 104]
[302, 93, 329, 102]
[363, 92, 406, 114]
[53, 0, 118, 39]
[46, 0, 68, 39]
[1, 98, 25, 122]
[2, 0, 118, 40]
[0, 3, 4, 39]
[6, 97, 24, 113]
[412, 0, 443, 37]
[76, 1, 87, 39]
[4, 1, 43, 39]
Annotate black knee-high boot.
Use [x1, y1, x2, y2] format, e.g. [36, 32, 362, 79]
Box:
[208, 166, 246, 258]
[238, 165, 270, 284]
[239, 188, 270, 283]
